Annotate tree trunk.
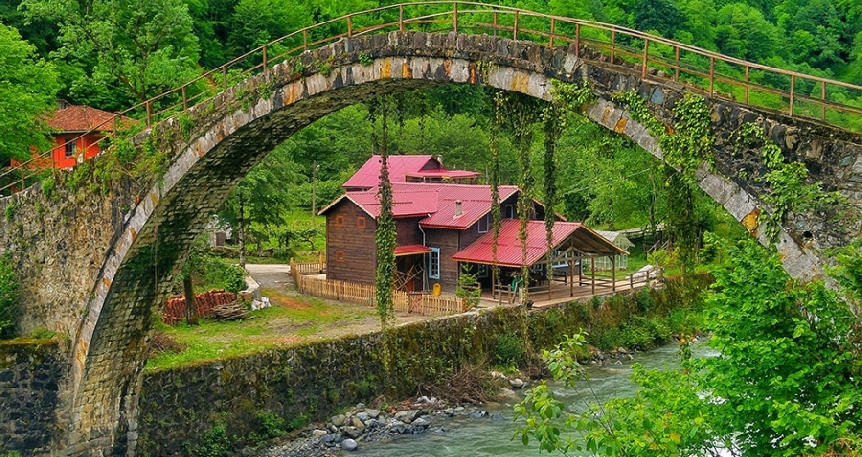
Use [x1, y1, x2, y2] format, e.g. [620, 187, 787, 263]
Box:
[183, 275, 198, 325]
[238, 194, 246, 268]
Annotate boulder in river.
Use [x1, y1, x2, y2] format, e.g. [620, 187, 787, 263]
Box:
[341, 438, 358, 451]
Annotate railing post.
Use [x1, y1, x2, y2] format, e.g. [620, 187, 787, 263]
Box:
[182, 86, 188, 111]
[611, 29, 616, 64]
[821, 81, 826, 121]
[146, 100, 152, 127]
[347, 15, 353, 37]
[513, 10, 519, 41]
[262, 45, 268, 75]
[493, 11, 498, 37]
[453, 2, 458, 34]
[549, 18, 555, 47]
[744, 65, 750, 105]
[789, 74, 795, 117]
[641, 38, 649, 78]
[575, 23, 580, 57]
[223, 66, 227, 91]
[674, 45, 680, 81]
[709, 56, 714, 96]
[303, 29, 308, 50]
[399, 5, 404, 31]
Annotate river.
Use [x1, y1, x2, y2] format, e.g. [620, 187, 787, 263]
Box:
[351, 341, 717, 457]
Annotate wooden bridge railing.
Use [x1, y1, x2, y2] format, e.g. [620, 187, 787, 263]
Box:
[4, 1, 860, 194]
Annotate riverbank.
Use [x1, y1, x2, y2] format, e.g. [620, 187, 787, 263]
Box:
[136, 275, 710, 455]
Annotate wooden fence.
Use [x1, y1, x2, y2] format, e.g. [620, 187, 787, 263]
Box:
[290, 263, 463, 316]
[290, 255, 326, 275]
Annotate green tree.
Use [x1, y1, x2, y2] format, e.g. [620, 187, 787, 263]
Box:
[22, 0, 201, 104]
[0, 23, 59, 165]
[0, 253, 19, 339]
[516, 238, 862, 456]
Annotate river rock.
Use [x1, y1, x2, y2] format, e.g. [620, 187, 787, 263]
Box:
[351, 416, 365, 431]
[343, 426, 362, 439]
[498, 388, 517, 399]
[356, 412, 370, 421]
[331, 414, 346, 427]
[509, 378, 525, 389]
[312, 429, 328, 437]
[468, 410, 488, 419]
[363, 419, 377, 429]
[356, 403, 366, 410]
[341, 438, 358, 451]
[412, 417, 431, 429]
[366, 409, 380, 419]
[491, 412, 506, 421]
[394, 409, 419, 423]
[390, 420, 408, 434]
[322, 433, 340, 445]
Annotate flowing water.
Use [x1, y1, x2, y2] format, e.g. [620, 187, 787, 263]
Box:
[353, 341, 718, 457]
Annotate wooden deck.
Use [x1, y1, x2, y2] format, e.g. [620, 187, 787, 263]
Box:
[477, 270, 660, 309]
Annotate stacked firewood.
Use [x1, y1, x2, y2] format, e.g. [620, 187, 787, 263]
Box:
[211, 300, 249, 320]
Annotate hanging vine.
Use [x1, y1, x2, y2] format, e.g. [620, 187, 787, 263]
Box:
[611, 91, 713, 272]
[490, 91, 505, 291]
[374, 95, 397, 328]
[541, 82, 594, 282]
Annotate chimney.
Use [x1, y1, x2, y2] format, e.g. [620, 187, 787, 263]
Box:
[454, 200, 463, 217]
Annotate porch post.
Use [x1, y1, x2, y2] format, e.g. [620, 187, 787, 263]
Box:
[611, 254, 616, 292]
[591, 256, 595, 295]
[569, 253, 574, 297]
[547, 260, 552, 301]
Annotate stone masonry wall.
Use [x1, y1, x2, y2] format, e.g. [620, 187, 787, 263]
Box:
[0, 339, 68, 456]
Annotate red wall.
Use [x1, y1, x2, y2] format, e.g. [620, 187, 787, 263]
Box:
[51, 134, 101, 169]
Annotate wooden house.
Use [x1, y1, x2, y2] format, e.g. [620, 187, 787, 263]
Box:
[320, 182, 544, 292]
[44, 101, 131, 169]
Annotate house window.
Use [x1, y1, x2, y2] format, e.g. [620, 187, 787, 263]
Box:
[428, 248, 440, 279]
[477, 213, 490, 233]
[477, 264, 489, 278]
[356, 216, 366, 228]
[504, 205, 515, 219]
[64, 140, 76, 157]
[335, 215, 345, 227]
[336, 250, 345, 262]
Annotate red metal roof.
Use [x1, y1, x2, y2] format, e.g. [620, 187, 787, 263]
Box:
[394, 244, 432, 256]
[342, 155, 440, 189]
[405, 170, 480, 179]
[47, 104, 131, 133]
[452, 220, 626, 267]
[320, 182, 520, 228]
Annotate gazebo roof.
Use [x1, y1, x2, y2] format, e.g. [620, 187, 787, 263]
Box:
[452, 220, 627, 268]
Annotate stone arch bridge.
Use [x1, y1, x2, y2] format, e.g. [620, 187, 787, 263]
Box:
[1, 27, 861, 456]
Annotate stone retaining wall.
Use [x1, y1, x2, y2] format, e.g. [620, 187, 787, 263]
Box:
[137, 276, 707, 456]
[0, 339, 67, 456]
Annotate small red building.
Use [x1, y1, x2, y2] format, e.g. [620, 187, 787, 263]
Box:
[43, 101, 132, 169]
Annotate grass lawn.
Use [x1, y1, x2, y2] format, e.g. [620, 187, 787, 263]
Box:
[146, 288, 376, 371]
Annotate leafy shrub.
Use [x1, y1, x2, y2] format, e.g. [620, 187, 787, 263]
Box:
[254, 412, 286, 440]
[202, 258, 247, 294]
[186, 423, 232, 457]
[494, 332, 524, 366]
[0, 253, 19, 339]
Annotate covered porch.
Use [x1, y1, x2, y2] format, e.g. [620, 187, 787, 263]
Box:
[453, 220, 630, 304]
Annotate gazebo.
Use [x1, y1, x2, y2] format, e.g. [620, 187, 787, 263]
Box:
[452, 220, 628, 301]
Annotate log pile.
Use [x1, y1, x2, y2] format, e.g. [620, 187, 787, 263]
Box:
[211, 300, 249, 320]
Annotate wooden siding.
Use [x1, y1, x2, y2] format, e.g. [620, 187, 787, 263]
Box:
[326, 200, 377, 284]
[395, 217, 424, 246]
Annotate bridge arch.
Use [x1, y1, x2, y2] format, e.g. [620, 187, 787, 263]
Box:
[15, 31, 861, 455]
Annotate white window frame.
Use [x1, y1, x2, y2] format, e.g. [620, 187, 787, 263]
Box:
[428, 248, 441, 279]
[64, 140, 76, 157]
[504, 204, 515, 219]
[477, 213, 490, 233]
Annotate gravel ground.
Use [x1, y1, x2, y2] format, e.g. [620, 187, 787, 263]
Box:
[245, 264, 294, 289]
